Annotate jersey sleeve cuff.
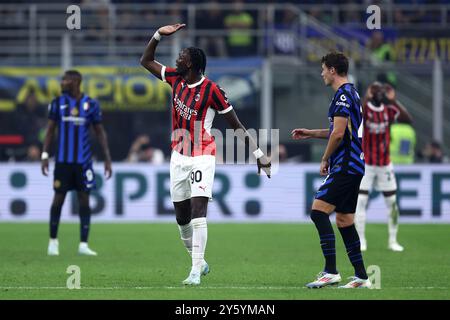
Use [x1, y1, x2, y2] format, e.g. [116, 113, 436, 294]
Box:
[161, 65, 167, 82]
[333, 113, 349, 118]
[218, 106, 233, 114]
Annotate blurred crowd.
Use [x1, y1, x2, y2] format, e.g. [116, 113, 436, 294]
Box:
[2, 0, 450, 59]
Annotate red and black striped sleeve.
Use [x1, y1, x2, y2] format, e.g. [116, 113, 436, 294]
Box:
[211, 84, 233, 114]
[387, 104, 400, 123]
[161, 66, 179, 86]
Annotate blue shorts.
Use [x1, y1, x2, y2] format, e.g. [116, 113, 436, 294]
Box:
[53, 163, 96, 193]
[315, 172, 363, 214]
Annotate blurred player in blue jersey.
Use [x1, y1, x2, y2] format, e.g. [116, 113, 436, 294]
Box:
[292, 52, 371, 289]
[41, 70, 112, 256]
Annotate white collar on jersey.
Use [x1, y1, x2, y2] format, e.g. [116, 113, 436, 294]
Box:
[367, 101, 385, 112]
[187, 76, 205, 88]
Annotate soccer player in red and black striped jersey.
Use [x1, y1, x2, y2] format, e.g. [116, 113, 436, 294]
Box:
[355, 82, 413, 252]
[140, 23, 271, 286]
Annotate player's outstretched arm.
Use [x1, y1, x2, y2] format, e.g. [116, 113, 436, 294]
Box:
[140, 23, 186, 79]
[41, 119, 56, 176]
[291, 128, 329, 140]
[222, 110, 271, 178]
[93, 123, 112, 179]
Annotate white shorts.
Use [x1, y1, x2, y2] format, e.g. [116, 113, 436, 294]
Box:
[360, 162, 397, 192]
[170, 150, 216, 202]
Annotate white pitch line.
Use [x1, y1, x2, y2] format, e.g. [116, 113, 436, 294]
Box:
[0, 286, 449, 291]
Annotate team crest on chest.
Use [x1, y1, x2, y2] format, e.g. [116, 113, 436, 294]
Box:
[195, 93, 201, 102]
[83, 102, 89, 111]
[71, 108, 79, 116]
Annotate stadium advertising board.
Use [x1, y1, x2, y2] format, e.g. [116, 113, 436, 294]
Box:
[302, 27, 450, 63]
[0, 59, 262, 112]
[1, 163, 449, 223]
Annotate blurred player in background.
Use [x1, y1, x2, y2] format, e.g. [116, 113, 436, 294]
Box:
[41, 70, 112, 256]
[140, 23, 271, 286]
[292, 51, 371, 289]
[355, 82, 413, 252]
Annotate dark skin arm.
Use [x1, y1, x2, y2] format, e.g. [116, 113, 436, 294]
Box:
[41, 119, 57, 176]
[384, 83, 413, 124]
[390, 99, 413, 124]
[320, 116, 347, 176]
[140, 23, 185, 78]
[223, 110, 271, 178]
[93, 123, 112, 179]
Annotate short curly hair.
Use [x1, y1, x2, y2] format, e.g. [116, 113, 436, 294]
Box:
[186, 47, 207, 75]
[321, 51, 348, 76]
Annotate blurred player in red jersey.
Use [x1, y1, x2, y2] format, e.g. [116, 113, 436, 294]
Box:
[355, 82, 413, 252]
[140, 24, 271, 286]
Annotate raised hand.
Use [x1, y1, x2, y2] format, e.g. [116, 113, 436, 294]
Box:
[384, 83, 396, 101]
[158, 23, 186, 36]
[291, 128, 312, 140]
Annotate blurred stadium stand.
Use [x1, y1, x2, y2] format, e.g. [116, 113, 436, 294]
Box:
[0, 0, 449, 162]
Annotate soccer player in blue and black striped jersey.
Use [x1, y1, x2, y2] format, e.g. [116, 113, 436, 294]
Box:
[292, 52, 372, 288]
[41, 70, 112, 256]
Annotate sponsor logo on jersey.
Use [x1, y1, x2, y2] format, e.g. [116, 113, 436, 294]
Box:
[336, 101, 350, 107]
[173, 94, 198, 120]
[367, 120, 389, 133]
[61, 116, 86, 125]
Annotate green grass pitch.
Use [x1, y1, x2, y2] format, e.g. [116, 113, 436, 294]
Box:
[0, 223, 449, 300]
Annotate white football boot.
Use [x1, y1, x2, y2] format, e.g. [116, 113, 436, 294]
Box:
[339, 276, 372, 289]
[182, 261, 209, 286]
[78, 242, 98, 256]
[47, 239, 59, 256]
[182, 270, 201, 286]
[306, 271, 341, 289]
[360, 238, 367, 252]
[201, 262, 210, 276]
[388, 241, 404, 252]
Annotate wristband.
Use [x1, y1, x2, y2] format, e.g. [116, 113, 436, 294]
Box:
[153, 31, 161, 41]
[41, 152, 49, 160]
[253, 148, 264, 159]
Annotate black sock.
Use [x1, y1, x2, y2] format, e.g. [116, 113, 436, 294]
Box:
[79, 206, 91, 243]
[50, 205, 62, 239]
[310, 210, 337, 274]
[339, 224, 368, 279]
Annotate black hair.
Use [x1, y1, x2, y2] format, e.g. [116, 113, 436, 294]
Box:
[321, 51, 349, 76]
[186, 47, 207, 75]
[65, 69, 82, 83]
[430, 141, 442, 149]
